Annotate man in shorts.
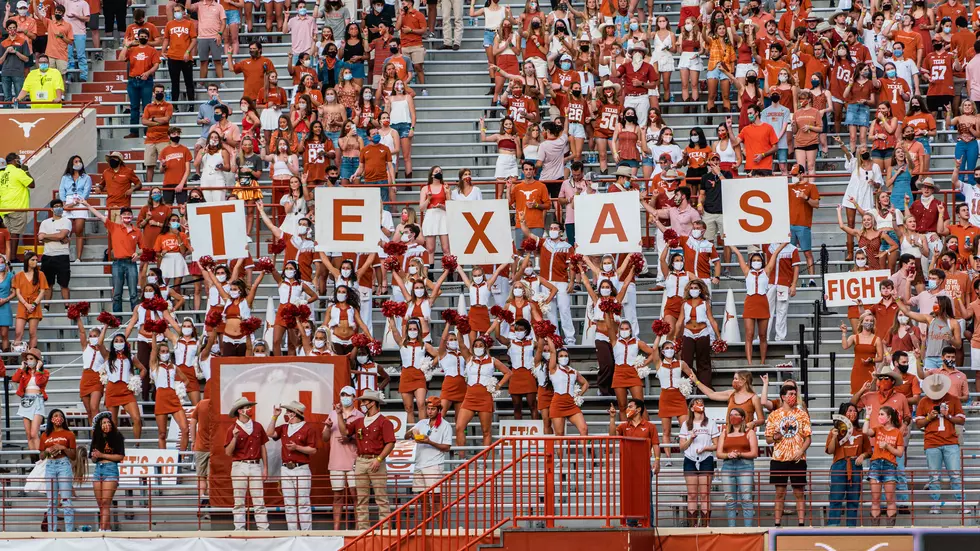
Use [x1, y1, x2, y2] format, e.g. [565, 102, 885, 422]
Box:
[142, 83, 174, 184]
[398, 0, 427, 87]
[191, 0, 226, 82]
[787, 165, 820, 279]
[409, 397, 453, 508]
[37, 199, 72, 300]
[325, 386, 362, 529]
[0, 152, 34, 258]
[765, 385, 811, 527]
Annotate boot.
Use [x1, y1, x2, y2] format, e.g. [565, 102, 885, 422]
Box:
[886, 514, 897, 527]
[701, 510, 711, 527]
[686, 510, 697, 527]
[871, 515, 881, 526]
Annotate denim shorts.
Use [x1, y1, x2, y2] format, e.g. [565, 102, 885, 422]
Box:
[483, 29, 495, 48]
[93, 461, 120, 482]
[356, 127, 368, 142]
[867, 458, 899, 483]
[706, 66, 729, 81]
[341, 156, 360, 179]
[683, 456, 716, 473]
[341, 60, 367, 79]
[225, 9, 241, 25]
[871, 147, 894, 160]
[391, 122, 412, 138]
[568, 122, 586, 139]
[790, 225, 812, 252]
[845, 103, 870, 127]
[641, 155, 656, 167]
[618, 159, 640, 169]
[325, 130, 341, 145]
[881, 230, 898, 251]
[776, 148, 788, 163]
[916, 136, 932, 155]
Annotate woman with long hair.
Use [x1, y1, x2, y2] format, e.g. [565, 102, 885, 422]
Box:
[455, 263, 508, 342]
[651, 15, 674, 100]
[438, 325, 468, 416]
[290, 92, 317, 143]
[492, 317, 539, 419]
[842, 311, 886, 395]
[336, 66, 362, 115]
[149, 337, 189, 450]
[124, 282, 177, 394]
[455, 334, 512, 447]
[732, 244, 786, 364]
[59, 155, 92, 259]
[481, 115, 522, 185]
[338, 121, 363, 183]
[488, 18, 520, 104]
[679, 398, 720, 527]
[302, 120, 334, 186]
[520, 9, 551, 101]
[76, 319, 106, 423]
[607, 318, 655, 420]
[154, 212, 189, 287]
[420, 166, 451, 257]
[677, 279, 722, 382]
[210, 270, 263, 357]
[13, 347, 48, 450]
[694, 370, 764, 428]
[279, 175, 309, 236]
[171, 317, 202, 405]
[793, 90, 822, 176]
[385, 79, 416, 179]
[388, 317, 431, 425]
[592, 82, 622, 174]
[545, 339, 589, 436]
[260, 136, 301, 221]
[339, 21, 368, 87]
[534, 340, 555, 434]
[716, 406, 759, 527]
[899, 293, 961, 371]
[270, 114, 300, 156]
[323, 284, 371, 355]
[653, 336, 693, 465]
[836, 207, 898, 270]
[101, 332, 144, 442]
[13, 252, 47, 348]
[354, 87, 381, 142]
[611, 107, 648, 176]
[239, 97, 260, 139]
[268, 259, 319, 356]
[471, 0, 512, 97]
[701, 20, 735, 114]
[90, 411, 124, 532]
[40, 408, 76, 532]
[870, 102, 900, 175]
[864, 404, 904, 525]
[258, 72, 288, 146]
[0, 253, 12, 350]
[195, 131, 232, 204]
[826, 402, 870, 526]
[319, 87, 349, 144]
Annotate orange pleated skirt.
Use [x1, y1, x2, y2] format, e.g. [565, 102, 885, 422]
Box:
[658, 387, 688, 419]
[440, 375, 467, 402]
[613, 363, 642, 388]
[469, 305, 491, 333]
[462, 384, 494, 413]
[743, 294, 770, 320]
[399, 366, 427, 393]
[105, 381, 136, 408]
[537, 387, 554, 411]
[665, 296, 683, 318]
[155, 387, 182, 415]
[80, 369, 103, 398]
[509, 367, 538, 395]
[549, 393, 581, 419]
[179, 365, 200, 393]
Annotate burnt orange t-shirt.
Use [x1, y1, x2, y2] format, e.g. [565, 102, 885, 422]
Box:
[164, 20, 197, 60]
[826, 427, 871, 463]
[125, 22, 161, 43]
[154, 231, 187, 254]
[685, 145, 712, 169]
[160, 144, 192, 187]
[510, 180, 551, 229]
[871, 425, 903, 464]
[123, 45, 161, 78]
[102, 166, 141, 208]
[788, 180, 819, 227]
[359, 143, 392, 182]
[232, 56, 274, 100]
[143, 101, 173, 144]
[192, 399, 212, 452]
[399, 9, 426, 48]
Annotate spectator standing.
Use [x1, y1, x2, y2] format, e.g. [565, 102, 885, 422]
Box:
[230, 41, 273, 101]
[98, 150, 142, 222]
[1, 18, 32, 107]
[223, 397, 270, 532]
[221, 0, 242, 56]
[162, 4, 197, 108]
[0, 152, 34, 259]
[399, 0, 427, 87]
[733, 104, 778, 176]
[39, 407, 76, 532]
[142, 83, 174, 184]
[84, 195, 142, 313]
[37, 198, 72, 302]
[191, 0, 225, 83]
[408, 397, 453, 509]
[124, 9, 161, 46]
[965, 40, 980, 103]
[82, 0, 100, 56]
[324, 386, 362, 530]
[761, 91, 792, 176]
[189, 396, 213, 505]
[556, 161, 595, 245]
[509, 161, 550, 243]
[915, 373, 966, 515]
[352, 126, 395, 204]
[764, 385, 811, 527]
[13, 252, 47, 347]
[336, 389, 395, 531]
[787, 168, 820, 279]
[61, 0, 88, 82]
[160, 127, 192, 205]
[15, 53, 65, 108]
[58, 155, 92, 261]
[825, 402, 871, 527]
[536, 121, 568, 193]
[267, 401, 317, 531]
[44, 5, 72, 78]
[119, 28, 160, 138]
[441, 0, 462, 50]
[102, 0, 125, 45]
[287, 2, 316, 66]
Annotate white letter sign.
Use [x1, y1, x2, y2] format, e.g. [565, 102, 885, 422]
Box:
[823, 270, 891, 308]
[721, 177, 791, 246]
[314, 186, 382, 253]
[574, 191, 642, 255]
[447, 199, 514, 265]
[186, 200, 247, 261]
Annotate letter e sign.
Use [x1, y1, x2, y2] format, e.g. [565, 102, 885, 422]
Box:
[187, 200, 248, 260]
[314, 187, 383, 254]
[721, 177, 791, 247]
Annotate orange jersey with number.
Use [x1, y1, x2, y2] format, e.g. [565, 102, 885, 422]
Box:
[594, 104, 622, 139]
[564, 97, 591, 125]
[878, 77, 911, 119]
[829, 59, 855, 100]
[507, 96, 538, 137]
[925, 51, 955, 96]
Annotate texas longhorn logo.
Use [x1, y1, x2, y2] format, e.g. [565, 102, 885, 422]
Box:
[9, 118, 44, 138]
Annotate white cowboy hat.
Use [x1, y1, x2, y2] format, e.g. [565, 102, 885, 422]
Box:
[923, 373, 952, 401]
[281, 401, 306, 417]
[359, 389, 386, 404]
[228, 396, 257, 417]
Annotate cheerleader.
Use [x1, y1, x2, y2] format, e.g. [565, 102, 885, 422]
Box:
[519, 219, 576, 345]
[438, 326, 467, 417]
[545, 339, 590, 436]
[504, 281, 544, 334]
[143, 267, 186, 311]
[456, 263, 508, 341]
[732, 243, 786, 365]
[124, 283, 177, 401]
[606, 319, 656, 421]
[515, 253, 558, 317]
[149, 338, 189, 450]
[203, 261, 242, 336]
[582, 269, 633, 397]
[324, 285, 371, 355]
[153, 213, 190, 286]
[660, 250, 696, 341]
[102, 334, 145, 440]
[351, 342, 390, 396]
[256, 200, 318, 285]
[300, 325, 332, 356]
[172, 317, 202, 405]
[321, 255, 377, 331]
[534, 343, 555, 434]
[455, 335, 512, 447]
[270, 260, 319, 356]
[392, 269, 449, 341]
[493, 318, 538, 419]
[76, 317, 107, 423]
[388, 317, 437, 425]
[209, 272, 263, 357]
[675, 280, 721, 383]
[654, 336, 695, 465]
[197, 337, 222, 396]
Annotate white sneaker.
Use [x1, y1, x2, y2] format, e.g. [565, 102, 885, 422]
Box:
[929, 505, 941, 515]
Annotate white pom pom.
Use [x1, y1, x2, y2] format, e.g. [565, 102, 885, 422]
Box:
[485, 378, 499, 394]
[573, 384, 584, 407]
[632, 354, 647, 369]
[492, 390, 502, 399]
[127, 374, 142, 397]
[636, 366, 651, 379]
[99, 368, 108, 387]
[533, 292, 551, 316]
[678, 377, 694, 397]
[174, 381, 188, 403]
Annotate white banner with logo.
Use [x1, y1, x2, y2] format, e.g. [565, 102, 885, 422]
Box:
[446, 199, 514, 265]
[118, 449, 181, 487]
[186, 200, 248, 261]
[314, 186, 383, 253]
[823, 270, 892, 308]
[573, 191, 642, 255]
[498, 420, 545, 436]
[721, 177, 791, 246]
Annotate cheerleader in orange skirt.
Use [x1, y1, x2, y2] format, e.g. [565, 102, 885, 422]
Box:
[455, 335, 512, 447]
[351, 342, 391, 396]
[393, 269, 449, 341]
[455, 263, 508, 342]
[732, 243, 785, 365]
[150, 338, 189, 450]
[493, 318, 538, 419]
[534, 342, 555, 435]
[606, 319, 656, 420]
[103, 334, 145, 440]
[653, 336, 694, 465]
[841, 311, 885, 395]
[76, 317, 107, 424]
[124, 282, 177, 401]
[172, 317, 202, 405]
[659, 250, 694, 341]
[437, 325, 468, 416]
[270, 260, 319, 356]
[203, 262, 242, 335]
[545, 338, 590, 436]
[388, 317, 438, 425]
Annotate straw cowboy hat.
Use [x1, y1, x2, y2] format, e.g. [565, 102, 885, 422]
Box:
[359, 389, 385, 404]
[874, 364, 903, 385]
[281, 401, 306, 418]
[228, 396, 257, 417]
[24, 348, 42, 360]
[923, 373, 952, 401]
[615, 165, 633, 177]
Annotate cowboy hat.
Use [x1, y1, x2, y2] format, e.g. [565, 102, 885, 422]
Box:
[815, 21, 833, 33]
[628, 42, 647, 52]
[281, 401, 306, 417]
[663, 168, 681, 180]
[92, 410, 113, 430]
[923, 373, 952, 401]
[24, 347, 42, 360]
[106, 151, 125, 162]
[874, 364, 903, 385]
[602, 80, 617, 89]
[359, 389, 386, 404]
[919, 177, 938, 189]
[615, 165, 633, 177]
[228, 396, 257, 417]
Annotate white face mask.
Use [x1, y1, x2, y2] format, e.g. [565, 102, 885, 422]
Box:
[144, 292, 155, 300]
[254, 352, 266, 357]
[313, 339, 326, 349]
[600, 287, 612, 297]
[401, 234, 412, 243]
[524, 267, 534, 276]
[182, 327, 193, 336]
[751, 261, 763, 270]
[338, 291, 349, 301]
[855, 258, 867, 267]
[147, 275, 158, 284]
[217, 274, 228, 283]
[515, 330, 527, 340]
[414, 288, 425, 298]
[448, 341, 459, 350]
[558, 357, 570, 366]
[305, 328, 312, 336]
[619, 329, 631, 339]
[357, 355, 369, 364]
[473, 347, 486, 356]
[408, 330, 419, 339]
[160, 352, 171, 362]
[113, 342, 125, 351]
[632, 52, 643, 64]
[229, 289, 241, 299]
[663, 348, 675, 359]
[549, 230, 560, 239]
[602, 263, 614, 271]
[673, 261, 684, 271]
[898, 314, 910, 324]
[408, 266, 419, 275]
[284, 269, 297, 279]
[89, 336, 99, 346]
[473, 275, 484, 283]
[514, 288, 524, 297]
[691, 229, 704, 239]
[341, 268, 352, 278]
[685, 23, 694, 31]
[298, 226, 309, 236]
[690, 288, 701, 298]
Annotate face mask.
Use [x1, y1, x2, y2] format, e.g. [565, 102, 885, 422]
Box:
[343, 73, 353, 81]
[473, 347, 485, 356]
[548, 230, 560, 239]
[144, 292, 155, 300]
[746, 75, 758, 84]
[862, 321, 874, 331]
[209, 139, 220, 147]
[673, 261, 684, 271]
[778, 73, 789, 83]
[298, 7, 308, 15]
[89, 337, 99, 346]
[685, 23, 694, 31]
[751, 260, 763, 270]
[632, 53, 643, 64]
[408, 330, 419, 339]
[169, 134, 181, 143]
[811, 78, 821, 87]
[341, 396, 355, 407]
[408, 265, 418, 274]
[861, 151, 871, 161]
[524, 267, 534, 276]
[364, 92, 373, 100]
[108, 158, 121, 169]
[691, 229, 704, 239]
[155, 92, 165, 101]
[619, 329, 631, 339]
[447, 340, 460, 351]
[121, 216, 133, 225]
[337, 292, 348, 302]
[927, 280, 938, 290]
[558, 357, 570, 366]
[855, 258, 867, 267]
[298, 226, 309, 236]
[181, 327, 194, 337]
[160, 352, 171, 362]
[113, 342, 125, 351]
[602, 263, 613, 271]
[560, 61, 571, 70]
[414, 288, 425, 298]
[663, 349, 675, 359]
[304, 328, 312, 337]
[600, 287, 612, 297]
[217, 274, 228, 283]
[886, 69, 897, 78]
[747, 113, 757, 123]
[174, 10, 184, 19]
[894, 48, 903, 57]
[690, 288, 701, 298]
[230, 289, 241, 299]
[580, 44, 590, 52]
[514, 288, 524, 297]
[285, 269, 297, 279]
[139, 37, 149, 45]
[944, 358, 956, 367]
[313, 339, 326, 349]
[515, 330, 527, 340]
[147, 275, 158, 285]
[53, 207, 64, 217]
[340, 268, 353, 278]
[325, 94, 336, 102]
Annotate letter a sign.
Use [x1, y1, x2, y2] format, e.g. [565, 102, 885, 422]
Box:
[187, 200, 248, 261]
[721, 177, 791, 247]
[447, 199, 513, 265]
[574, 191, 642, 255]
[314, 187, 382, 254]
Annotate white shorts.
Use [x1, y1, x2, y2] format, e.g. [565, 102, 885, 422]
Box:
[262, 0, 286, 3]
[677, 52, 703, 72]
[413, 465, 444, 493]
[494, 153, 519, 179]
[568, 122, 586, 139]
[329, 469, 356, 491]
[735, 63, 758, 78]
[528, 57, 548, 79]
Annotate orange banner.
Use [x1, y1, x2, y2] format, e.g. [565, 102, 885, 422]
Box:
[0, 110, 78, 157]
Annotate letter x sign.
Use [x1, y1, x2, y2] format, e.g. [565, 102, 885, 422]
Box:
[447, 199, 514, 265]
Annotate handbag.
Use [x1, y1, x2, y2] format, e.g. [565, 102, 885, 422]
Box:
[23, 459, 48, 494]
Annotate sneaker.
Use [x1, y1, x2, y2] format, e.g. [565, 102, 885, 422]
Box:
[929, 505, 941, 515]
[808, 279, 817, 287]
[564, 337, 576, 346]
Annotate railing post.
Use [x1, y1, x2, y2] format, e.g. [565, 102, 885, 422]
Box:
[829, 352, 837, 409]
[799, 323, 809, 405]
[812, 300, 822, 357]
[544, 439, 555, 529]
[3, 376, 9, 443]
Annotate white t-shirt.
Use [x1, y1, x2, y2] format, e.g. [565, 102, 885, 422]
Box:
[38, 217, 72, 257]
[679, 418, 720, 464]
[412, 417, 454, 470]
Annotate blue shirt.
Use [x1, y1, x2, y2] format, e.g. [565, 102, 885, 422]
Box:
[59, 173, 93, 204]
[198, 100, 221, 138]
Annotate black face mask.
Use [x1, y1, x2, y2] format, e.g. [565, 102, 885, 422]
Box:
[139, 37, 148, 45]
[746, 75, 757, 84]
[170, 135, 180, 143]
[188, 196, 204, 204]
[108, 158, 121, 169]
[54, 13, 63, 20]
[155, 92, 165, 101]
[328, 175, 339, 184]
[433, 172, 443, 181]
[580, 44, 589, 52]
[625, 115, 638, 124]
[326, 49, 337, 58]
[214, 112, 224, 121]
[572, 89, 581, 97]
[531, 21, 541, 29]
[861, 151, 871, 161]
[390, 45, 399, 53]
